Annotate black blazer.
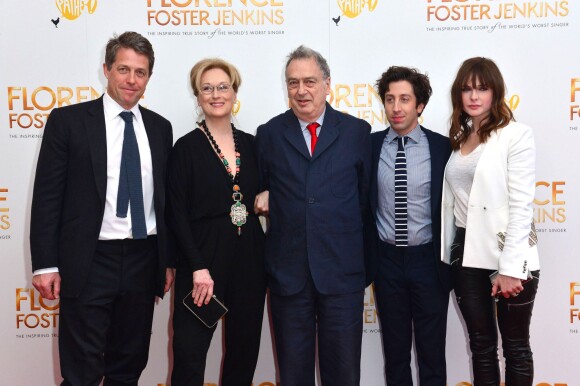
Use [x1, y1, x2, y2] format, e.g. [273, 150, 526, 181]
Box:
[30, 97, 173, 297]
[255, 103, 372, 296]
[365, 126, 452, 288]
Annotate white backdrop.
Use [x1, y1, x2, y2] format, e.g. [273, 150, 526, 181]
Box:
[1, 1, 578, 385]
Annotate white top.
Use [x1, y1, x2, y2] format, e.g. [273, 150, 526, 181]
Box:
[445, 143, 484, 228]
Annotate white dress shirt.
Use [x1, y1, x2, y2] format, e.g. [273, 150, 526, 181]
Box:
[377, 125, 432, 246]
[99, 92, 156, 240]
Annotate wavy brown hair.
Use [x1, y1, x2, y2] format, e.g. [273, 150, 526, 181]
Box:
[449, 57, 514, 150]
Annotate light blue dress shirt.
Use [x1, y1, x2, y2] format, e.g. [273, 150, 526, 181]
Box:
[377, 125, 433, 246]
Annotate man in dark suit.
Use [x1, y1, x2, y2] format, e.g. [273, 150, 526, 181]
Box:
[30, 31, 174, 386]
[365, 66, 452, 386]
[254, 46, 371, 386]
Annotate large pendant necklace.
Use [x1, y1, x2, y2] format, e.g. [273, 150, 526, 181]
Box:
[201, 120, 248, 236]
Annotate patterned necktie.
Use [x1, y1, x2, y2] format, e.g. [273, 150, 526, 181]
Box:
[306, 122, 320, 155]
[395, 136, 409, 246]
[116, 111, 147, 239]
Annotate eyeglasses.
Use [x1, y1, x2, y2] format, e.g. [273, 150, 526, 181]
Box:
[200, 83, 232, 95]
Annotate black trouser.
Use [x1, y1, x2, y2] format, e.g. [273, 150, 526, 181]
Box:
[171, 232, 266, 386]
[374, 241, 450, 386]
[451, 227, 539, 386]
[270, 274, 364, 386]
[59, 237, 158, 386]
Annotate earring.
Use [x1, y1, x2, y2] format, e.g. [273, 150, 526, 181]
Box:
[232, 100, 241, 116]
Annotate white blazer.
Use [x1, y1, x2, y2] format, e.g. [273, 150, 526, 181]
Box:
[441, 121, 539, 279]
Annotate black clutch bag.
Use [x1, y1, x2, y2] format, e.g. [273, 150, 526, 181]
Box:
[183, 291, 228, 328]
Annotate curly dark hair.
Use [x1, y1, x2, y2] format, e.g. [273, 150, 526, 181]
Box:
[375, 66, 432, 116]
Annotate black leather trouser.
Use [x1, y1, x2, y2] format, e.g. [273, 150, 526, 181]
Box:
[450, 227, 539, 386]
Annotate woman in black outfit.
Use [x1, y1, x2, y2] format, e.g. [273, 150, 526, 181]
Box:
[167, 58, 266, 385]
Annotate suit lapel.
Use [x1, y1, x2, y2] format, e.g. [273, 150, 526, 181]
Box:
[282, 110, 311, 160]
[370, 128, 388, 220]
[311, 105, 339, 161]
[140, 107, 162, 200]
[424, 127, 444, 221]
[282, 105, 346, 161]
[85, 97, 107, 204]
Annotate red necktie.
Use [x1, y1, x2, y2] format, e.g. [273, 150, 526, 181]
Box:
[307, 122, 320, 155]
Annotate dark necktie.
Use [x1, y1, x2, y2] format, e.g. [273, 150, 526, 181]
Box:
[395, 136, 409, 246]
[307, 122, 320, 155]
[116, 111, 147, 239]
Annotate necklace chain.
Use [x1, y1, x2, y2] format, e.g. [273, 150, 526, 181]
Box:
[200, 120, 247, 236]
[201, 120, 240, 185]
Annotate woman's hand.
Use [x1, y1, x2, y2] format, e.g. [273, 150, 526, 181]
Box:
[192, 269, 214, 306]
[254, 190, 269, 215]
[492, 273, 524, 298]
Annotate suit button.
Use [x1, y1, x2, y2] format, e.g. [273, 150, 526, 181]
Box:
[308, 197, 315, 204]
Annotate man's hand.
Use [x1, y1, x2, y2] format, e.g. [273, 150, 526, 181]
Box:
[254, 190, 269, 215]
[192, 269, 214, 307]
[164, 268, 175, 293]
[32, 272, 61, 300]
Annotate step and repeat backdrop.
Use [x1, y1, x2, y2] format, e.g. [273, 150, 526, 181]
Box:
[1, 0, 578, 385]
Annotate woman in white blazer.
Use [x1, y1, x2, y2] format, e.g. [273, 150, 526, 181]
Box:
[441, 57, 540, 385]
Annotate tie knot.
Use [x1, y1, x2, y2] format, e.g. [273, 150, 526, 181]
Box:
[397, 136, 409, 148]
[120, 111, 133, 123]
[307, 122, 320, 137]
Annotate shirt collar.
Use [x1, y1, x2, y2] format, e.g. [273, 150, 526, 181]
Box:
[386, 124, 422, 144]
[298, 108, 326, 132]
[103, 91, 143, 125]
